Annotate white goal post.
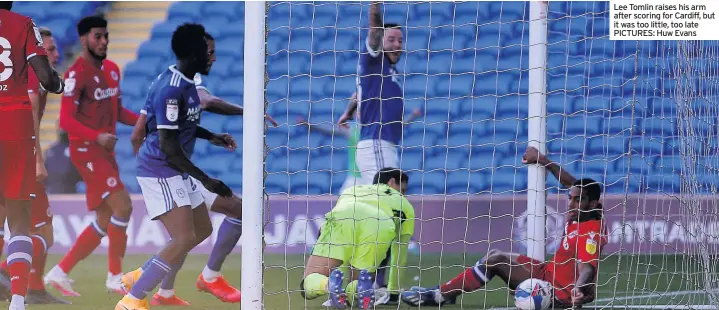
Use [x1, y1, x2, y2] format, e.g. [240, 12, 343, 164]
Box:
[527, 0, 549, 262]
[242, 1, 266, 310]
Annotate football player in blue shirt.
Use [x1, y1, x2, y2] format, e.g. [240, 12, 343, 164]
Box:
[338, 2, 406, 186]
[128, 32, 277, 305]
[115, 23, 234, 310]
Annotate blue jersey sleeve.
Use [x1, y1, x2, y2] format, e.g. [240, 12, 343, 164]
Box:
[359, 37, 383, 76]
[193, 73, 210, 95]
[153, 86, 184, 130]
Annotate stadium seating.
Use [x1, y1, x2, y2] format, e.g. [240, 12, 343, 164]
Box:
[115, 1, 703, 195]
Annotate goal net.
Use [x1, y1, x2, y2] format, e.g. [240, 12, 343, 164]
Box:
[241, 1, 719, 309]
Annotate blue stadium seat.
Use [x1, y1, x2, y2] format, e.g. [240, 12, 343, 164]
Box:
[215, 41, 243, 60]
[614, 156, 653, 176]
[653, 156, 682, 175]
[586, 135, 628, 156]
[547, 137, 586, 155]
[124, 58, 161, 79]
[138, 40, 171, 59]
[643, 117, 676, 137]
[265, 173, 290, 194]
[168, 2, 203, 20]
[203, 1, 242, 21]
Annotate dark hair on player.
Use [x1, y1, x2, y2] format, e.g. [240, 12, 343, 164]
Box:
[38, 27, 52, 38]
[373, 168, 409, 186]
[383, 23, 401, 30]
[0, 1, 12, 10]
[171, 23, 207, 60]
[204, 32, 214, 41]
[572, 178, 603, 219]
[77, 15, 107, 36]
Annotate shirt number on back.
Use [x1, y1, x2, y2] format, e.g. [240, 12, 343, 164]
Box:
[0, 37, 13, 83]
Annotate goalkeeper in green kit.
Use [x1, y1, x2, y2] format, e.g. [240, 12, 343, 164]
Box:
[300, 168, 415, 309]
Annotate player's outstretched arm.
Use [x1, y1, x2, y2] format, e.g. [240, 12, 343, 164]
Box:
[338, 92, 359, 128]
[28, 56, 63, 94]
[367, 2, 384, 52]
[198, 89, 278, 126]
[196, 126, 237, 152]
[158, 129, 232, 197]
[522, 146, 577, 188]
[117, 99, 140, 126]
[130, 113, 147, 154]
[297, 117, 351, 138]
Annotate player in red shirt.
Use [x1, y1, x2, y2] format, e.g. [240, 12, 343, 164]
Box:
[0, 2, 64, 309]
[44, 15, 139, 297]
[401, 146, 607, 309]
[0, 26, 69, 305]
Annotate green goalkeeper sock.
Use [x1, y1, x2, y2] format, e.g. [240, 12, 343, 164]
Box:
[344, 280, 359, 303]
[301, 273, 329, 300]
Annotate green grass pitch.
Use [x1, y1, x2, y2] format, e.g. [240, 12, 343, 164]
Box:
[22, 253, 709, 309]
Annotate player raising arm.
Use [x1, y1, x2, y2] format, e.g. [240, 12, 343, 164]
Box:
[44, 16, 139, 297]
[401, 146, 607, 309]
[338, 2, 406, 185]
[0, 2, 64, 310]
[301, 168, 414, 309]
[115, 23, 234, 310]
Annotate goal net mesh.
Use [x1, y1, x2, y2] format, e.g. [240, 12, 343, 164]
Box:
[257, 1, 719, 308]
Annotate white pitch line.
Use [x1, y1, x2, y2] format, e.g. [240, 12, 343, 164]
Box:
[593, 288, 719, 303]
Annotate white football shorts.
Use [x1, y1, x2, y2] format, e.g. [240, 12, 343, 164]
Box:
[356, 139, 399, 185]
[137, 175, 205, 220]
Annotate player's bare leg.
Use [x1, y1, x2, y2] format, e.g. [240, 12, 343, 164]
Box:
[5, 199, 33, 308]
[117, 202, 210, 309]
[401, 250, 534, 306]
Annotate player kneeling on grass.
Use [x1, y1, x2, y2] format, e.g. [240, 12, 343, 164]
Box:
[301, 168, 415, 309]
[401, 146, 607, 309]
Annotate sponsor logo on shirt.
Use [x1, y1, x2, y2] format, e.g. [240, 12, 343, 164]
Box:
[111, 71, 119, 81]
[94, 76, 100, 84]
[94, 87, 119, 100]
[64, 71, 76, 97]
[107, 177, 117, 188]
[187, 106, 201, 122]
[166, 99, 179, 122]
[586, 232, 598, 255]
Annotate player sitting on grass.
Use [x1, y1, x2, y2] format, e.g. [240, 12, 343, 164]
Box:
[401, 146, 607, 309]
[301, 168, 415, 309]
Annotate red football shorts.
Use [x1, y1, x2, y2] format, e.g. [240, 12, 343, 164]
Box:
[0, 138, 36, 201]
[515, 255, 572, 305]
[31, 182, 52, 229]
[70, 144, 124, 211]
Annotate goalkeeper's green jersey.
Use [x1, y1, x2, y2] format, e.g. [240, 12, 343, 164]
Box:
[337, 184, 415, 238]
[336, 184, 415, 293]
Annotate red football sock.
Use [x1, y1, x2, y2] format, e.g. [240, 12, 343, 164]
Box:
[440, 267, 487, 297]
[58, 222, 104, 274]
[107, 217, 128, 276]
[28, 236, 47, 291]
[8, 236, 33, 297]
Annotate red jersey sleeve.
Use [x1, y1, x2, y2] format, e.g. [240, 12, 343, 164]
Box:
[27, 68, 41, 94]
[59, 68, 101, 141]
[576, 224, 605, 268]
[23, 19, 46, 61]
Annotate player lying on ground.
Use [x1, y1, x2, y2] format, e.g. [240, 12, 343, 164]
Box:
[298, 92, 422, 193]
[124, 31, 277, 306]
[0, 26, 69, 305]
[45, 16, 139, 297]
[0, 2, 65, 310]
[115, 23, 234, 310]
[301, 168, 415, 309]
[401, 146, 608, 309]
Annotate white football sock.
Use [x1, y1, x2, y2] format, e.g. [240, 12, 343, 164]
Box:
[202, 266, 220, 283]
